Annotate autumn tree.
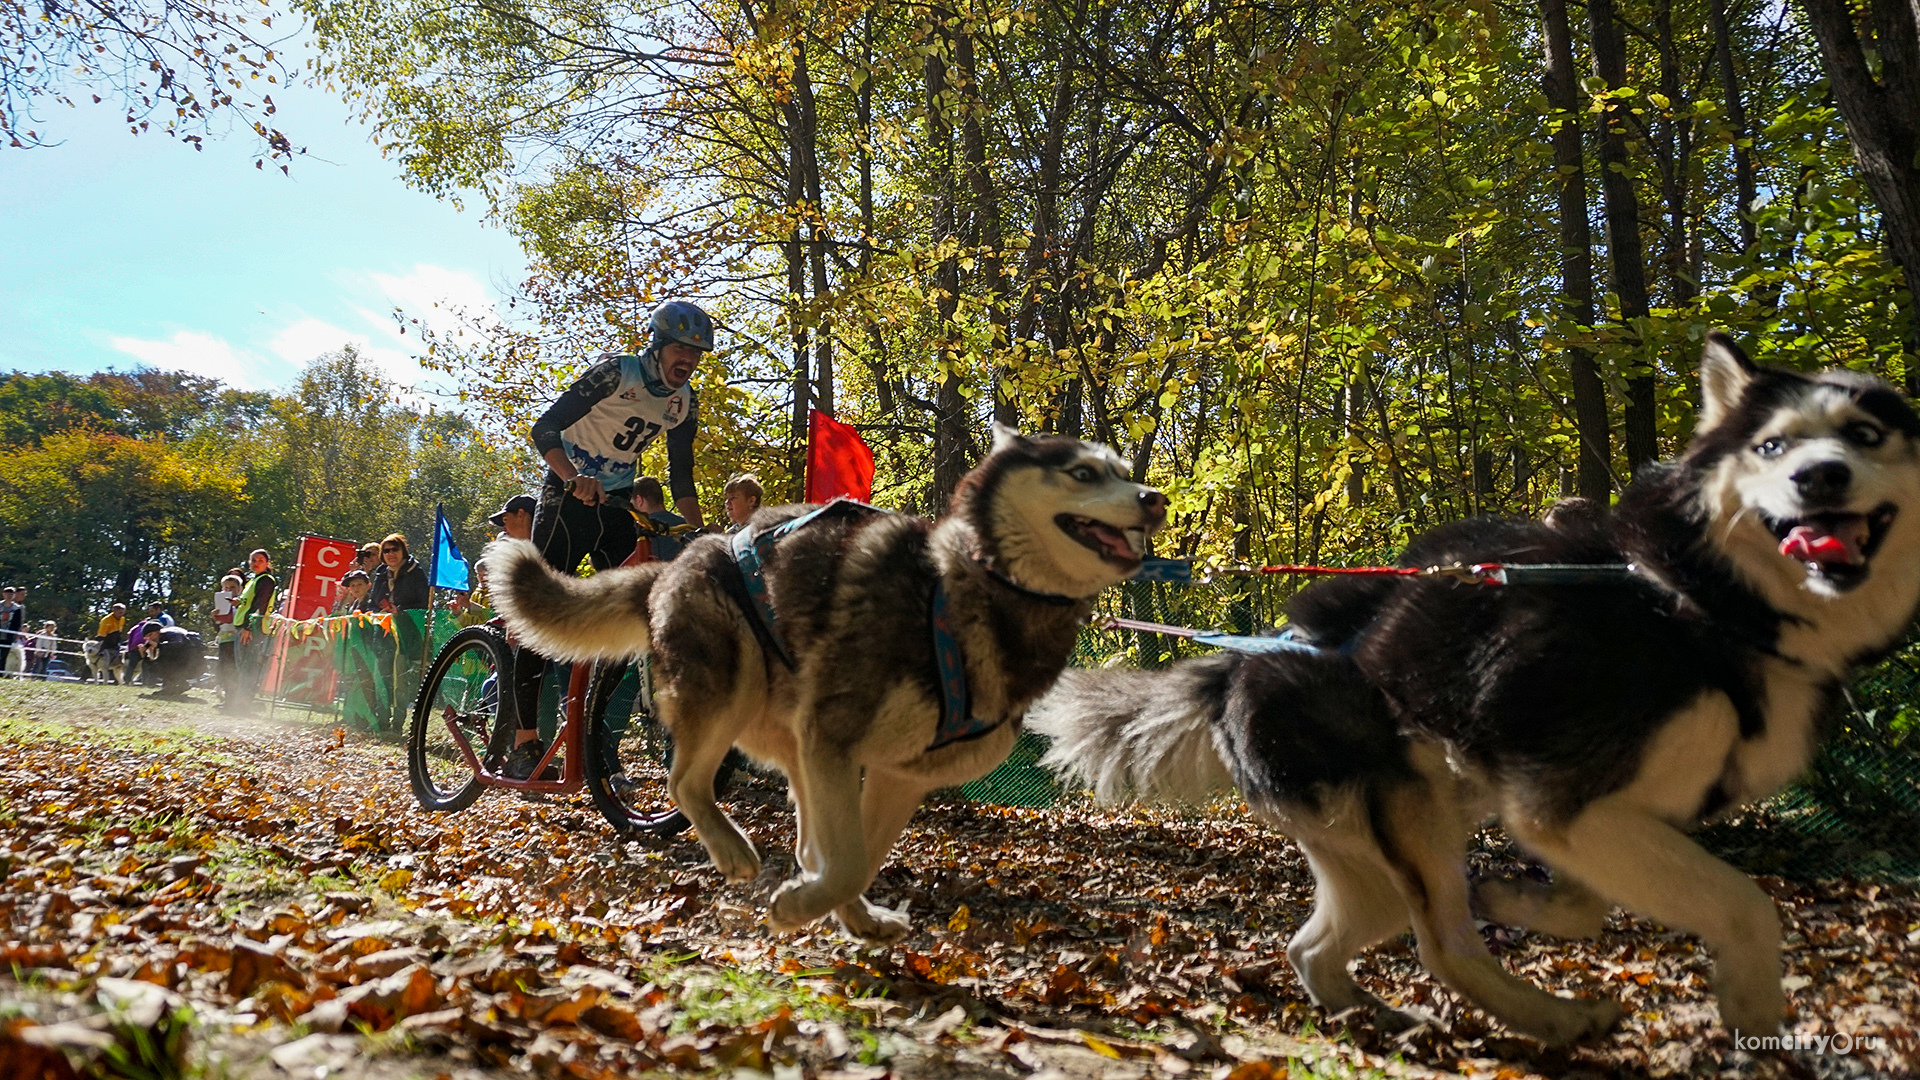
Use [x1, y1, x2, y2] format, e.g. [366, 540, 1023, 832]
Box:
[0, 0, 295, 161]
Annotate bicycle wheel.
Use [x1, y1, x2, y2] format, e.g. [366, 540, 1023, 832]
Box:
[407, 625, 508, 812]
[582, 661, 738, 835]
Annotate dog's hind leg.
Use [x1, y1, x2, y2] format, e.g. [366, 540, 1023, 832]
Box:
[831, 768, 928, 944]
[1374, 771, 1622, 1046]
[767, 748, 868, 933]
[1283, 828, 1417, 1031]
[1511, 796, 1784, 1038]
[1473, 875, 1609, 939]
[660, 682, 762, 883]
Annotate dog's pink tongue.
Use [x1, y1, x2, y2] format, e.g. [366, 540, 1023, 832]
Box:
[1086, 521, 1135, 560]
[1779, 522, 1864, 565]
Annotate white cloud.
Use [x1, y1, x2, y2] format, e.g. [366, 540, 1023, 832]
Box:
[266, 317, 406, 373]
[103, 264, 503, 399]
[368, 264, 498, 340]
[108, 330, 276, 390]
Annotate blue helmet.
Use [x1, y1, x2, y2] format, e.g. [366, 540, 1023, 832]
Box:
[649, 300, 715, 353]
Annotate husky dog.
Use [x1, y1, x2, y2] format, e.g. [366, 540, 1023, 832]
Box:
[1033, 333, 1920, 1044]
[487, 427, 1166, 941]
[82, 640, 119, 684]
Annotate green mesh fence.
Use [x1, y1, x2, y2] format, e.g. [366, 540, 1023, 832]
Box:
[962, 577, 1920, 883]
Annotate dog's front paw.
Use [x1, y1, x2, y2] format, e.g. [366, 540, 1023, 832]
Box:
[835, 896, 911, 945]
[767, 877, 827, 933]
[1531, 996, 1622, 1047]
[699, 830, 761, 884]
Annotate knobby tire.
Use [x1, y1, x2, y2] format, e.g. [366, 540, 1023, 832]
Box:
[406, 625, 510, 813]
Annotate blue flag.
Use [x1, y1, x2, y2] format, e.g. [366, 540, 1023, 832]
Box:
[432, 505, 471, 592]
[1131, 557, 1193, 583]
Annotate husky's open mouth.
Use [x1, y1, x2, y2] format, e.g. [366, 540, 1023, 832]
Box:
[1056, 514, 1148, 567]
[1768, 502, 1898, 590]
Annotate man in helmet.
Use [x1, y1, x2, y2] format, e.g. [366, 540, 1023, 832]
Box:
[526, 300, 713, 574]
[506, 300, 715, 778]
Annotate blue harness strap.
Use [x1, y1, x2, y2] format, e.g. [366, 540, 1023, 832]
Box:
[926, 580, 999, 751]
[728, 499, 873, 668]
[728, 499, 1001, 753]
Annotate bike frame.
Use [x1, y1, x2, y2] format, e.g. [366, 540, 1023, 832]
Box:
[443, 518, 662, 794]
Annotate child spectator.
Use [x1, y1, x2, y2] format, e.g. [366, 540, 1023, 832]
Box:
[212, 574, 242, 694]
[723, 473, 764, 529]
[27, 621, 56, 678]
[335, 569, 373, 614]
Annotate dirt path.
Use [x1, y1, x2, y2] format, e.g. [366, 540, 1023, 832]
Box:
[0, 681, 1914, 1079]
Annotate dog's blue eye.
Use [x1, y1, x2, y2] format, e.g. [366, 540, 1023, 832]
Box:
[1756, 438, 1787, 458]
[1843, 422, 1885, 448]
[1068, 466, 1096, 482]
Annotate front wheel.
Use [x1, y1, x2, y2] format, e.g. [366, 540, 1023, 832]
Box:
[407, 625, 508, 812]
[582, 661, 738, 835]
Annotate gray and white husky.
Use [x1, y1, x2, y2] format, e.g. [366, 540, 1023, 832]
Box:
[487, 427, 1165, 941]
[1033, 333, 1920, 1044]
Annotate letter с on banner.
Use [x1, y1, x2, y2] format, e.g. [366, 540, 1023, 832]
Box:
[287, 535, 360, 620]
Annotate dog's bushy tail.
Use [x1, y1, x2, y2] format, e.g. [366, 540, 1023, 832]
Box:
[482, 539, 666, 663]
[1030, 653, 1241, 805]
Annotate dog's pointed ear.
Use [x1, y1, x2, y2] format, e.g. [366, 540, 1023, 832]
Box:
[989, 422, 1023, 453]
[1698, 331, 1756, 431]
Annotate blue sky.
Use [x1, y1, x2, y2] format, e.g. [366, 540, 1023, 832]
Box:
[0, 65, 525, 393]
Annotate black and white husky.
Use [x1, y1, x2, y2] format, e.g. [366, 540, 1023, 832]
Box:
[486, 427, 1166, 941]
[1033, 333, 1920, 1044]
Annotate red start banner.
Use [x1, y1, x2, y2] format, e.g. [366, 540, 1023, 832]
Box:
[283, 534, 360, 622]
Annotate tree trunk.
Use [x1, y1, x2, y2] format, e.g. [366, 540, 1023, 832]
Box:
[1800, 0, 1920, 392]
[1541, 0, 1612, 499]
[856, 10, 894, 418]
[1653, 0, 1696, 306]
[793, 40, 833, 419]
[1587, 0, 1658, 474]
[1708, 0, 1758, 253]
[925, 7, 971, 510]
[953, 26, 1011, 428]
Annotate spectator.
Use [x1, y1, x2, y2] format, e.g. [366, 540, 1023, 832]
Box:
[228, 549, 277, 713]
[723, 473, 764, 529]
[95, 603, 127, 684]
[336, 569, 373, 614]
[212, 574, 242, 694]
[634, 476, 687, 561]
[488, 494, 536, 541]
[0, 587, 22, 677]
[370, 533, 430, 732]
[123, 617, 153, 685]
[368, 534, 429, 613]
[144, 601, 174, 628]
[27, 621, 57, 679]
[139, 623, 206, 699]
[0, 587, 18, 672]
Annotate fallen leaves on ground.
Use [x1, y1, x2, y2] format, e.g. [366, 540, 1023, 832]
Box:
[0, 682, 1915, 1079]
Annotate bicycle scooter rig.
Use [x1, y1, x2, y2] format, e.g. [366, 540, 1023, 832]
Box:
[405, 515, 735, 835]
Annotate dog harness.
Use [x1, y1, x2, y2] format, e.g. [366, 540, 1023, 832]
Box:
[727, 498, 1001, 752]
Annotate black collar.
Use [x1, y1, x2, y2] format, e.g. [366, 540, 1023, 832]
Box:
[968, 551, 1080, 607]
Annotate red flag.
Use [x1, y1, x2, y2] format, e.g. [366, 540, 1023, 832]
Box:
[806, 409, 875, 503]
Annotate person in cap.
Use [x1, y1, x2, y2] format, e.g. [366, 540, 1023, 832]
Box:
[336, 569, 374, 614]
[488, 494, 536, 541]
